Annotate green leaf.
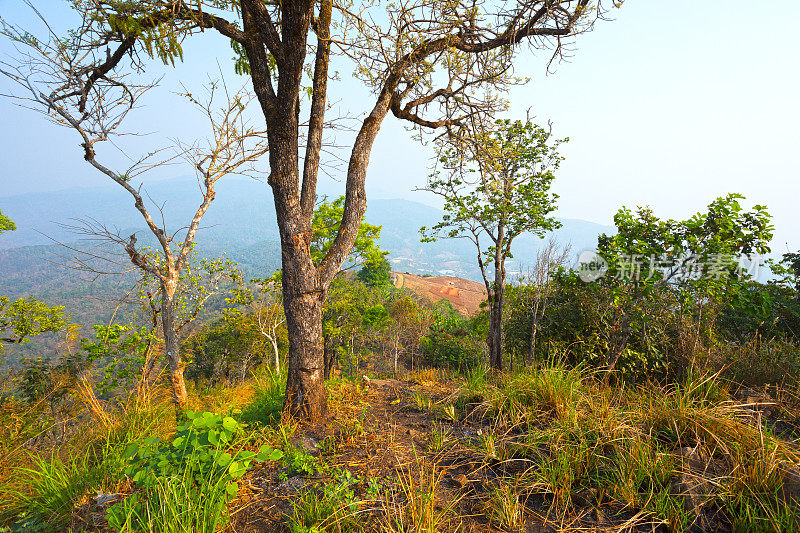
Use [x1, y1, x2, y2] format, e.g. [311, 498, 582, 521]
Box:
[222, 416, 238, 432]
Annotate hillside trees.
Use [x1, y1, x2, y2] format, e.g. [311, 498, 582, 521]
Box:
[183, 310, 264, 384]
[2, 0, 610, 420]
[0, 20, 268, 412]
[0, 211, 66, 352]
[0, 296, 66, 348]
[310, 196, 384, 269]
[422, 120, 563, 369]
[0, 208, 15, 234]
[357, 251, 392, 288]
[504, 238, 571, 366]
[592, 193, 773, 375]
[248, 275, 286, 373]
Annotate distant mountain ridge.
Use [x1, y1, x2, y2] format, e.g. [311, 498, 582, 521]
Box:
[0, 177, 614, 367]
[0, 176, 614, 283]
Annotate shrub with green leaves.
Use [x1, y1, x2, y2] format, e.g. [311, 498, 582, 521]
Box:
[420, 307, 482, 370]
[107, 411, 283, 532]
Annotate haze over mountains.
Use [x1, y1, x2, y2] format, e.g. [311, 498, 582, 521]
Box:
[0, 177, 614, 366]
[0, 176, 613, 286]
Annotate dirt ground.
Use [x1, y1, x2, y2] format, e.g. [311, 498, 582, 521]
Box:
[225, 377, 686, 533]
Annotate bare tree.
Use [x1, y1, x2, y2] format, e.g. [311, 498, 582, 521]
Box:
[0, 14, 268, 411]
[2, 0, 614, 419]
[249, 276, 286, 373]
[519, 237, 571, 364]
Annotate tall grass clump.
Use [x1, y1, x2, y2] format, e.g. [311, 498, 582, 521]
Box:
[485, 363, 585, 428]
[289, 470, 364, 533]
[240, 365, 287, 427]
[4, 453, 94, 532]
[382, 462, 460, 533]
[0, 391, 174, 532]
[721, 440, 800, 532]
[485, 479, 524, 532]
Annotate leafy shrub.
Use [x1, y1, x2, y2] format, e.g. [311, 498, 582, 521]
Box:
[504, 271, 679, 381]
[420, 307, 482, 370]
[107, 411, 282, 532]
[284, 449, 321, 477]
[290, 469, 363, 532]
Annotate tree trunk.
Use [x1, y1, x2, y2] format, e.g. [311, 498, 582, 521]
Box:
[256, 17, 390, 419]
[323, 335, 335, 380]
[241, 353, 251, 382]
[282, 285, 327, 420]
[488, 239, 506, 370]
[604, 311, 632, 382]
[393, 339, 399, 375]
[270, 335, 280, 373]
[488, 288, 503, 370]
[161, 283, 188, 413]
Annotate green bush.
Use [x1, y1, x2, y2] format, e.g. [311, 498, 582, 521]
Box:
[107, 411, 283, 532]
[240, 366, 286, 427]
[290, 469, 364, 533]
[420, 307, 483, 371]
[421, 331, 482, 371]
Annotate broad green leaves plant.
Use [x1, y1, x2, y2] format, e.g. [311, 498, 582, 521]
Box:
[107, 411, 283, 532]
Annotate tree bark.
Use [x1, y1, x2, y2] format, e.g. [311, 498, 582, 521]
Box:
[161, 280, 188, 412]
[604, 310, 632, 383]
[488, 282, 504, 370]
[281, 279, 327, 419]
[323, 335, 335, 380]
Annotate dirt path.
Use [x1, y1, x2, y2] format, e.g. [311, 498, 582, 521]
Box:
[228, 376, 495, 532]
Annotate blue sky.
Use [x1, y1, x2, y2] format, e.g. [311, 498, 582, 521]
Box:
[0, 0, 798, 253]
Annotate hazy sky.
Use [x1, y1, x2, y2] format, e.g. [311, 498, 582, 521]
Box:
[0, 1, 798, 253]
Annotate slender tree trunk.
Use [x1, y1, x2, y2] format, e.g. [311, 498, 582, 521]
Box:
[270, 335, 280, 373]
[393, 336, 399, 375]
[529, 296, 538, 364]
[161, 281, 188, 413]
[488, 234, 506, 370]
[604, 310, 632, 383]
[489, 283, 504, 369]
[136, 338, 159, 400]
[241, 353, 252, 382]
[323, 335, 334, 380]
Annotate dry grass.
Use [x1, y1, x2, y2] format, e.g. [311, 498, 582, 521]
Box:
[3, 363, 800, 532]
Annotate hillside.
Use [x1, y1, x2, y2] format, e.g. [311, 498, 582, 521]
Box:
[391, 272, 487, 315]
